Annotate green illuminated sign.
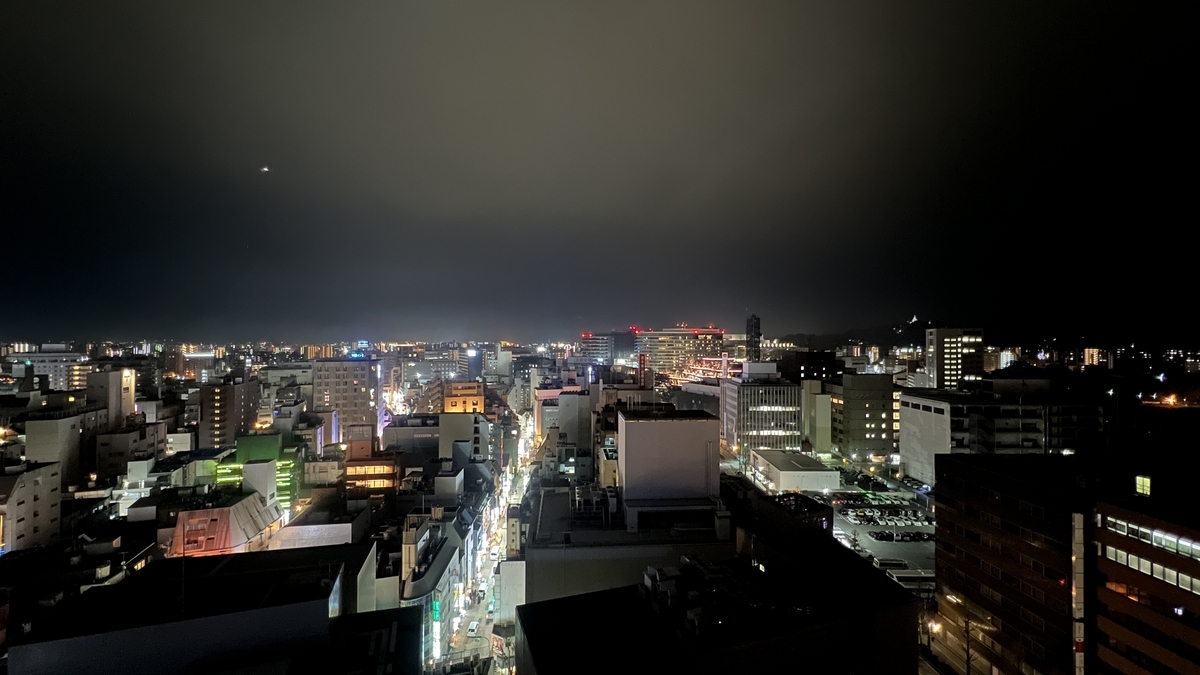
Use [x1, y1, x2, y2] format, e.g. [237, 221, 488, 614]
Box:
[432, 599, 441, 621]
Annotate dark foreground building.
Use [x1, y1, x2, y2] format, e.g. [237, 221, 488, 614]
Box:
[517, 555, 914, 675]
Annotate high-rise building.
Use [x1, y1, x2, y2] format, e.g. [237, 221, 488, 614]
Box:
[4, 351, 91, 392]
[579, 331, 636, 365]
[934, 454, 1087, 675]
[826, 373, 896, 458]
[925, 328, 986, 389]
[635, 326, 724, 377]
[746, 314, 762, 362]
[455, 346, 483, 380]
[197, 377, 261, 449]
[721, 362, 802, 453]
[313, 357, 383, 440]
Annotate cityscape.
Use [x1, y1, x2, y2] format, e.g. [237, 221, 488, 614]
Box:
[1, 2, 1189, 675]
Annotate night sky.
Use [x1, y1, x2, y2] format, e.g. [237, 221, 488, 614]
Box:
[1, 2, 1189, 343]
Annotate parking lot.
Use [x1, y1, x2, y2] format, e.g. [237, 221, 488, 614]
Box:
[814, 489, 937, 572]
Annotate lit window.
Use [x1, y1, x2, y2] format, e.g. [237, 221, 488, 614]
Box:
[1136, 475, 1151, 496]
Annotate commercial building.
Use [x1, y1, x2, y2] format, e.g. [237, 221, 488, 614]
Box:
[826, 373, 897, 459]
[721, 362, 803, 453]
[925, 328, 986, 389]
[578, 331, 636, 365]
[5, 351, 91, 392]
[313, 356, 383, 439]
[934, 454, 1087, 675]
[196, 376, 260, 449]
[635, 326, 723, 376]
[748, 450, 839, 494]
[455, 346, 484, 380]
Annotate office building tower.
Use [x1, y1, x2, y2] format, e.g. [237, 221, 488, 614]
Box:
[826, 373, 897, 458]
[635, 326, 724, 377]
[925, 328, 985, 389]
[746, 314, 762, 362]
[313, 357, 383, 439]
[197, 377, 261, 449]
[455, 347, 483, 380]
[935, 454, 1087, 675]
[721, 362, 802, 452]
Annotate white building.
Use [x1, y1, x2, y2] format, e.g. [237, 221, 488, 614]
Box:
[634, 326, 723, 376]
[86, 369, 136, 430]
[721, 362, 803, 452]
[0, 462, 62, 552]
[5, 352, 91, 392]
[617, 409, 720, 532]
[748, 450, 839, 494]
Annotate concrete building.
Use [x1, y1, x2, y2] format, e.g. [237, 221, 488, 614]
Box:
[1095, 489, 1200, 673]
[899, 386, 1105, 486]
[4, 351, 91, 392]
[24, 406, 110, 491]
[618, 409, 720, 532]
[6, 544, 404, 675]
[517, 551, 914, 675]
[826, 373, 897, 459]
[799, 379, 832, 455]
[85, 369, 136, 430]
[444, 381, 485, 414]
[313, 356, 383, 439]
[748, 450, 839, 494]
[0, 461, 61, 552]
[925, 328, 986, 389]
[196, 376, 260, 449]
[934, 454, 1087, 675]
[168, 467, 284, 557]
[635, 326, 723, 376]
[578, 331, 636, 365]
[721, 362, 803, 453]
[96, 421, 167, 480]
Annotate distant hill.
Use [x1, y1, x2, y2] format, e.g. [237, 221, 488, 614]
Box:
[779, 321, 931, 351]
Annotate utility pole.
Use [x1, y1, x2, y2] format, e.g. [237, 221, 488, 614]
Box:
[964, 614, 972, 675]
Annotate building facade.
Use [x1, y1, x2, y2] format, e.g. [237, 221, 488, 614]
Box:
[313, 357, 383, 439]
[5, 352, 91, 392]
[827, 374, 896, 458]
[925, 328, 986, 390]
[635, 327, 723, 377]
[934, 454, 1085, 675]
[721, 363, 803, 453]
[197, 377, 261, 449]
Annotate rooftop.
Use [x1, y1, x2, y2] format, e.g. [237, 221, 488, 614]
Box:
[619, 409, 716, 421]
[752, 450, 836, 473]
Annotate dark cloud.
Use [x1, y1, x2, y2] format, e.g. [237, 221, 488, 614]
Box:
[1, 1, 1189, 343]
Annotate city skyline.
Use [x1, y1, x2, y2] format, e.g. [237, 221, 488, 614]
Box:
[2, 2, 1187, 342]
